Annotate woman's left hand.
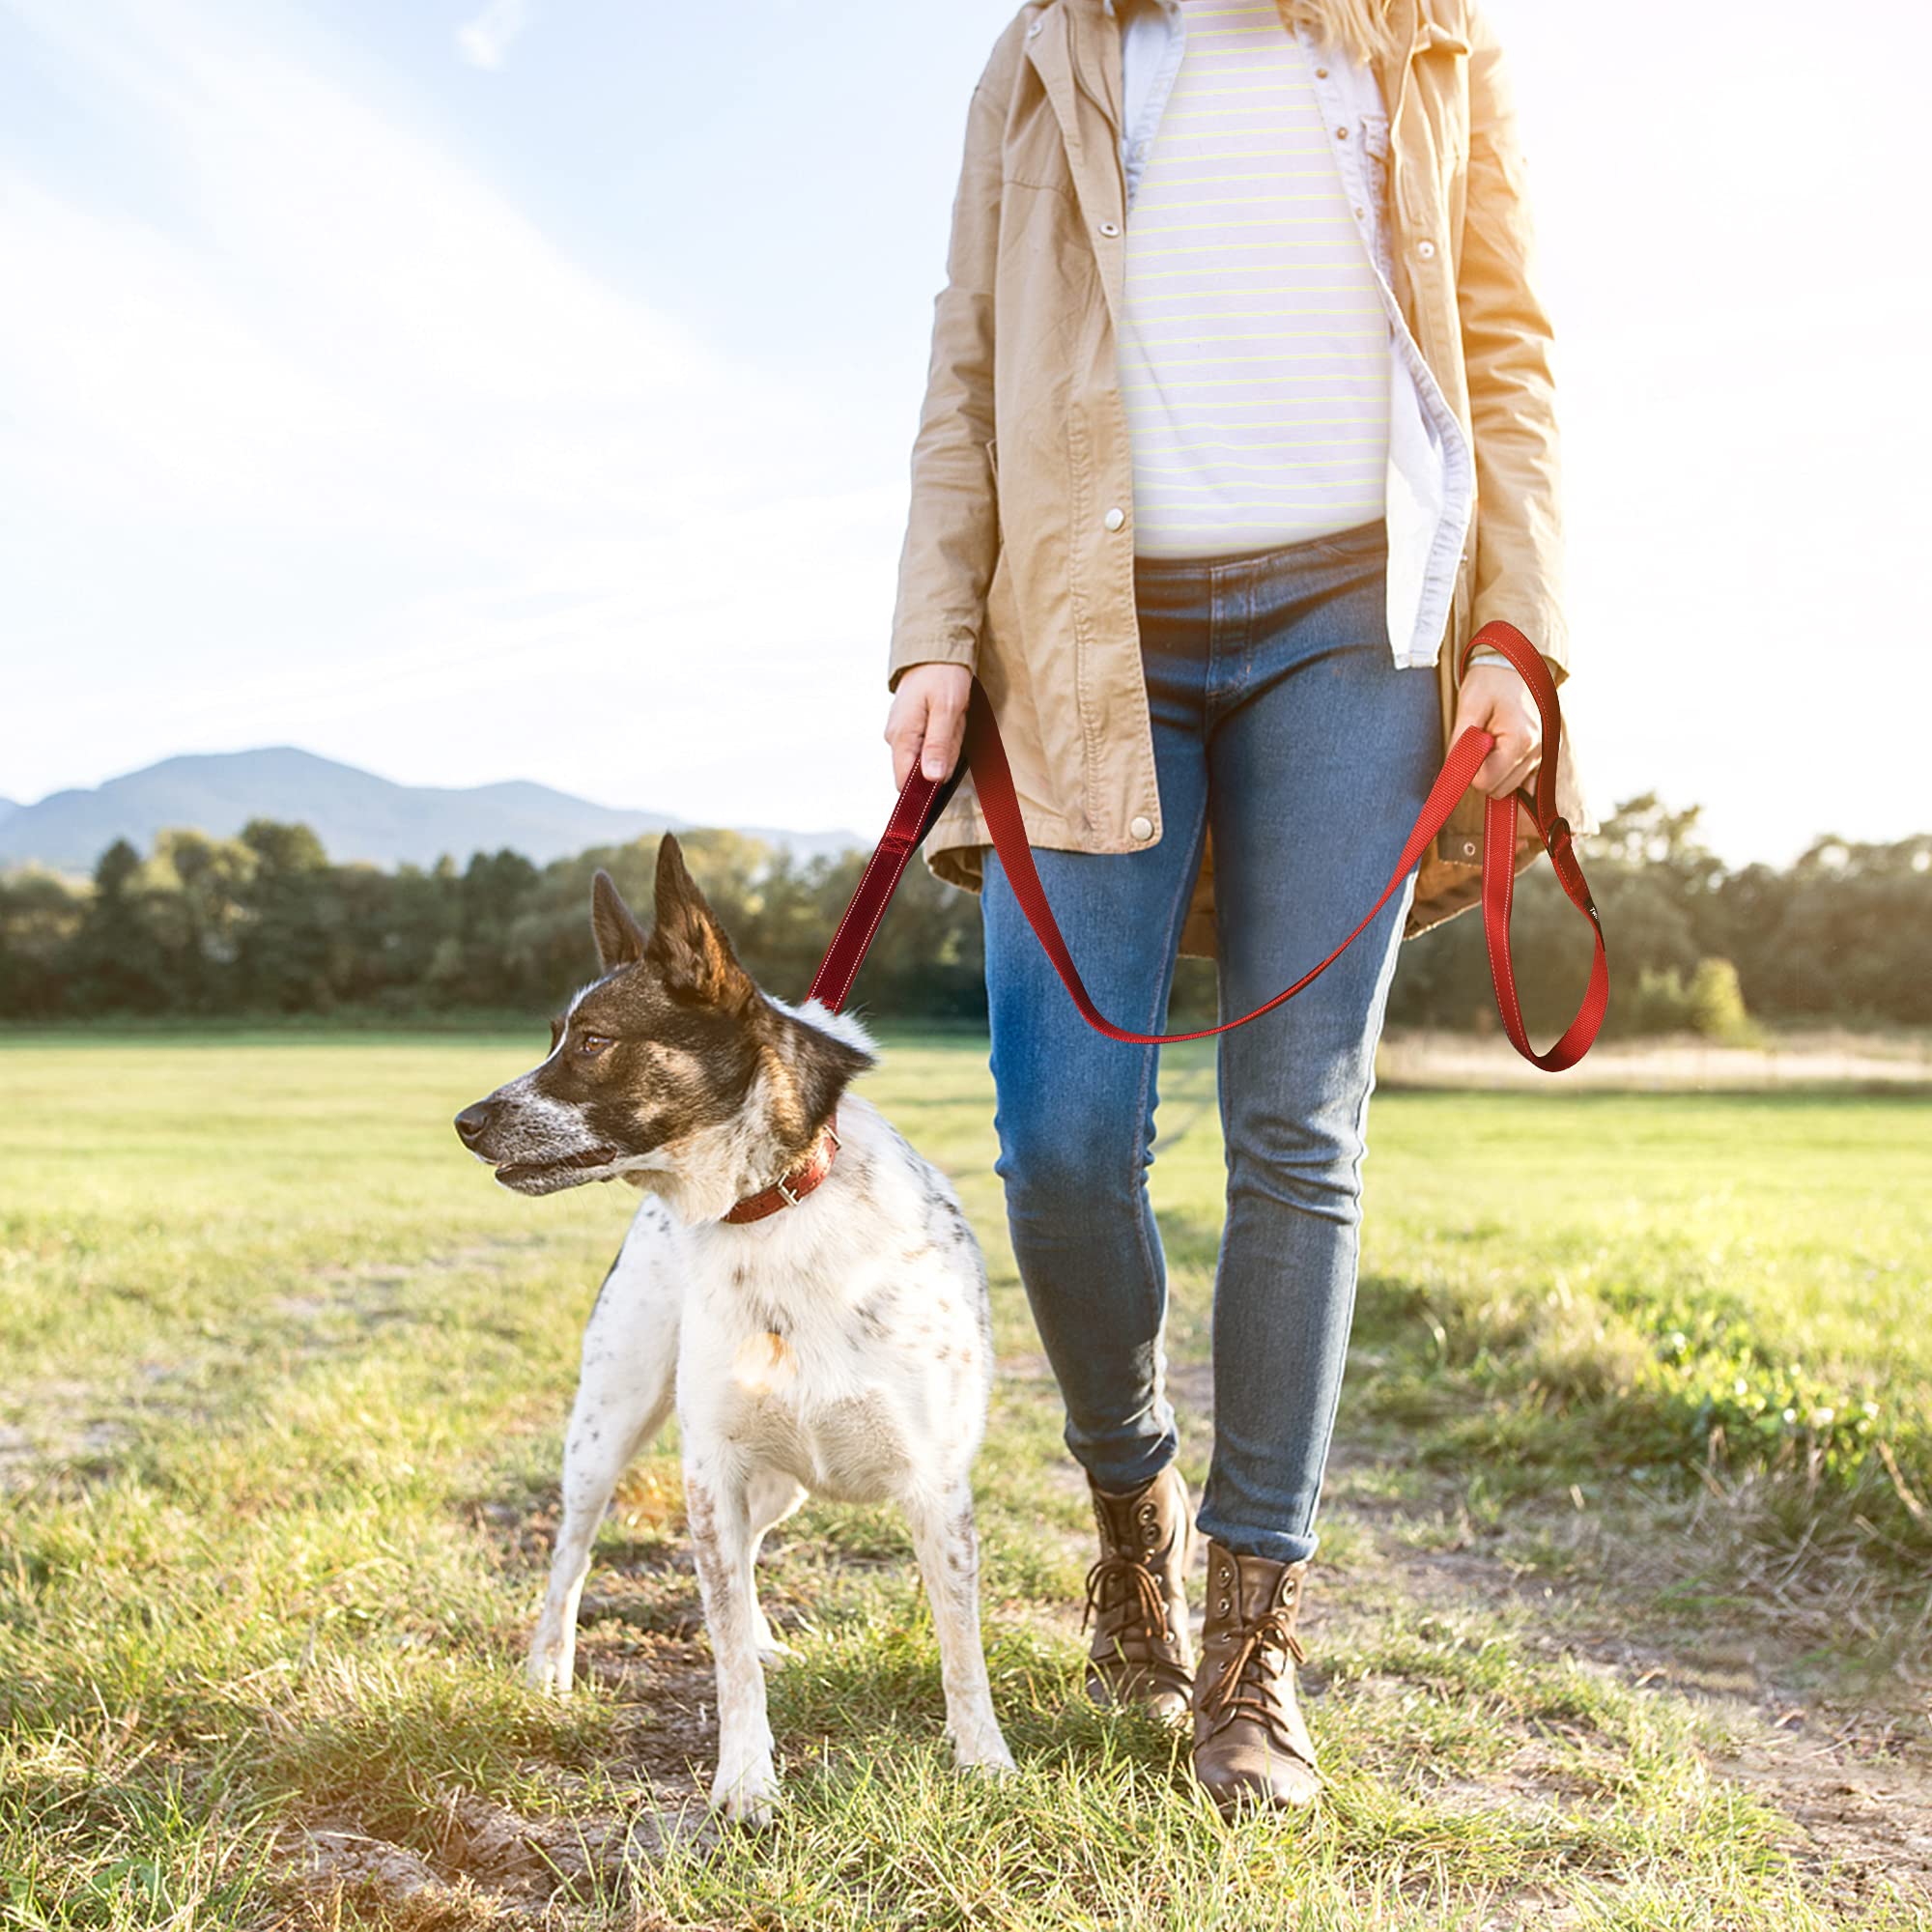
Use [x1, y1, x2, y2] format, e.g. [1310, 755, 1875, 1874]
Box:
[1450, 663, 1544, 799]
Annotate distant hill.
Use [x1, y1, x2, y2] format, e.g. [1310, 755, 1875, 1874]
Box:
[0, 749, 862, 877]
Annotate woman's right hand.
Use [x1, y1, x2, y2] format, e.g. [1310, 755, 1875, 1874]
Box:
[884, 662, 974, 790]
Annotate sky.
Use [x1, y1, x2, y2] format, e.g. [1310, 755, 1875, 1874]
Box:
[1, 0, 1925, 870]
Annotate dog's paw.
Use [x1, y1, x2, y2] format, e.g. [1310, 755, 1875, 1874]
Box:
[526, 1639, 575, 1697]
[952, 1730, 1018, 1777]
[709, 1756, 781, 1828]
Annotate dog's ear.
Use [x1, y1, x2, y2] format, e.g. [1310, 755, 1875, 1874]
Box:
[590, 868, 648, 971]
[648, 834, 755, 1010]
[787, 1020, 875, 1138]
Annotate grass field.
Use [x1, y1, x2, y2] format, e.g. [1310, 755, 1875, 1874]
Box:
[1, 1027, 1929, 1929]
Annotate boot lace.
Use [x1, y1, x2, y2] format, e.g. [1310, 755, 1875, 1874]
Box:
[1080, 1550, 1173, 1652]
[1199, 1604, 1309, 1738]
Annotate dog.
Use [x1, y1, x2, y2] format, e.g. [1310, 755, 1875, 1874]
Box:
[453, 835, 1014, 1822]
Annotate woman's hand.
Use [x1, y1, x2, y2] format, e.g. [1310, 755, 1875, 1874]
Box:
[885, 663, 974, 790]
[1450, 663, 1543, 800]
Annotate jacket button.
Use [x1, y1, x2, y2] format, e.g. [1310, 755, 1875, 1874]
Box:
[1098, 220, 1122, 237]
[1130, 814, 1154, 840]
[1418, 240, 1436, 259]
[1103, 505, 1126, 531]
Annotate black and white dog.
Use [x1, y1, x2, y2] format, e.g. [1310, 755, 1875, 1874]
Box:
[454, 837, 1013, 1822]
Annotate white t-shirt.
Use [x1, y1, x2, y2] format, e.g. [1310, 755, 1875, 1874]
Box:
[1118, 0, 1394, 559]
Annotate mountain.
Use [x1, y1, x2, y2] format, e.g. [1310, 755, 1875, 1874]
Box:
[0, 748, 863, 877]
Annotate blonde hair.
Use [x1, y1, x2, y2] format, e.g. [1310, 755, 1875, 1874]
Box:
[1271, 0, 1404, 70]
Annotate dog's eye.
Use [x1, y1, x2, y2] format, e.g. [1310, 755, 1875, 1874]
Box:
[576, 1033, 613, 1057]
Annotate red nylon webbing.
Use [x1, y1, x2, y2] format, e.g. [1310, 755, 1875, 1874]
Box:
[810, 620, 1606, 1069]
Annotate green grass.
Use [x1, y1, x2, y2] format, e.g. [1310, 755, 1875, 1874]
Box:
[0, 1027, 1927, 1928]
[1347, 1093, 1932, 1555]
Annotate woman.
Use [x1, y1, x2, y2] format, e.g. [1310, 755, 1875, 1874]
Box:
[882, 0, 1593, 1816]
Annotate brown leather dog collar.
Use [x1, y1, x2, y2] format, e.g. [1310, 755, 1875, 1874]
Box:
[722, 1111, 840, 1224]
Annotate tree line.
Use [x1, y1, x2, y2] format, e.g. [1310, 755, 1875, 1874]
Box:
[0, 802, 1924, 1036]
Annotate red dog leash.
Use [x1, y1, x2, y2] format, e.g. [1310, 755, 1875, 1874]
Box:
[810, 620, 1607, 1071]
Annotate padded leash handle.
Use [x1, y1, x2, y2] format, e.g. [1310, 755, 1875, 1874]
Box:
[1466, 623, 1608, 1072]
[812, 620, 1606, 1069]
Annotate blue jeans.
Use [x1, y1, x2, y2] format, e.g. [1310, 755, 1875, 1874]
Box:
[980, 516, 1441, 1566]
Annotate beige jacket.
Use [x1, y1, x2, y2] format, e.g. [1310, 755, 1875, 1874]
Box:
[887, 0, 1596, 955]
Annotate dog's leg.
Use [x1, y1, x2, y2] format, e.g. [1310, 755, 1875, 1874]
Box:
[527, 1222, 681, 1695]
[746, 1467, 808, 1666]
[905, 1479, 1016, 1775]
[685, 1454, 781, 1825]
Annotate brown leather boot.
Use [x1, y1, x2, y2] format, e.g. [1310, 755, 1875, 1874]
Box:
[1080, 1463, 1197, 1725]
[1190, 1540, 1321, 1814]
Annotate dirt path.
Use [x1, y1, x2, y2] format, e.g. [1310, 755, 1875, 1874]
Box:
[1375, 1027, 1932, 1093]
[296, 1354, 1932, 1923]
[1140, 1355, 1932, 1916]
[1365, 1520, 1932, 1909]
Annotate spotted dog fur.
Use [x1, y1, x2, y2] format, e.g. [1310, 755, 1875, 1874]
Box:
[454, 838, 1013, 1823]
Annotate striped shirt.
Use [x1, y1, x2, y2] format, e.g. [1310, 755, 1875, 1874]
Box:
[1118, 0, 1393, 558]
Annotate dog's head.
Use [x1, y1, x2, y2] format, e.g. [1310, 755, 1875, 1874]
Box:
[453, 834, 875, 1205]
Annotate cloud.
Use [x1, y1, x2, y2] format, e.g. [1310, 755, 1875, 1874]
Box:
[455, 0, 530, 71]
[0, 0, 795, 535]
[0, 0, 911, 832]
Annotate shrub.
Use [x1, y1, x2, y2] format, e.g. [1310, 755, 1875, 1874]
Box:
[1688, 957, 1759, 1045]
[1627, 955, 1759, 1042]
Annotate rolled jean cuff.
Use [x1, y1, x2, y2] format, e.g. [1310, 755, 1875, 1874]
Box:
[1193, 1502, 1318, 1568]
[1069, 1407, 1179, 1496]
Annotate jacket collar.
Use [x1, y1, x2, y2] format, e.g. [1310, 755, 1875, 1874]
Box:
[1036, 0, 1427, 326]
[1376, 0, 1422, 132]
[1025, 3, 1126, 321]
[1098, 0, 1426, 135]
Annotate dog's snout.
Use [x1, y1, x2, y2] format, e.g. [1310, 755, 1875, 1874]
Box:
[454, 1100, 499, 1149]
